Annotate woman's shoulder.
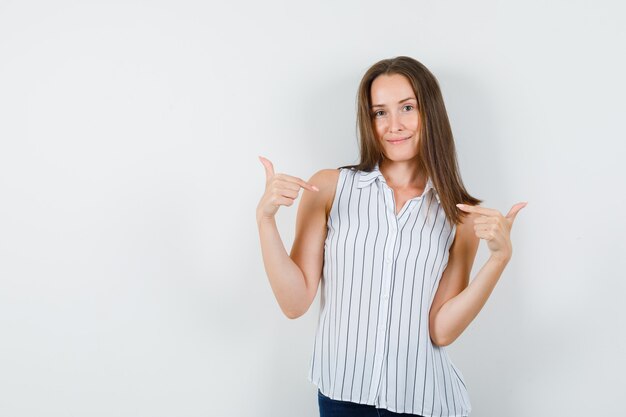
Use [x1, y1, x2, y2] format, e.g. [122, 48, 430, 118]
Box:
[307, 168, 342, 218]
[308, 167, 343, 185]
[308, 168, 342, 196]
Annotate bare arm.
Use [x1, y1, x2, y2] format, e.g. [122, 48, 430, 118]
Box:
[429, 202, 526, 346]
[257, 216, 310, 319]
[256, 158, 336, 319]
[433, 255, 509, 346]
[428, 212, 481, 346]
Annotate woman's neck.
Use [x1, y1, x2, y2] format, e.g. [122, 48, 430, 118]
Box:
[379, 159, 427, 190]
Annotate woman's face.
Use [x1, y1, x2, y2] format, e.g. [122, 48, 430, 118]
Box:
[370, 73, 420, 162]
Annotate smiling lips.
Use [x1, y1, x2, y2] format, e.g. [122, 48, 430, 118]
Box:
[387, 136, 411, 144]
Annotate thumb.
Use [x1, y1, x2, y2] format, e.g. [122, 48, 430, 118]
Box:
[505, 202, 527, 224]
[258, 155, 275, 181]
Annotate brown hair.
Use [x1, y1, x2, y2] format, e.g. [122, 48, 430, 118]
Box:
[339, 56, 481, 225]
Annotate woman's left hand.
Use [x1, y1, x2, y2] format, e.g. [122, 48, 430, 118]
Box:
[456, 202, 527, 263]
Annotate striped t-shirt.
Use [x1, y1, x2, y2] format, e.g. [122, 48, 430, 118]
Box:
[307, 163, 472, 417]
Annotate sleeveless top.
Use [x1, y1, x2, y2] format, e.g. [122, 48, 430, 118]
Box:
[307, 164, 472, 417]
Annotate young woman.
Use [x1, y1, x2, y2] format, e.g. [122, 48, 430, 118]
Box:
[256, 56, 526, 417]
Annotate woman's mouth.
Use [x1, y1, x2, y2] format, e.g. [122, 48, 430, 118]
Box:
[387, 136, 410, 144]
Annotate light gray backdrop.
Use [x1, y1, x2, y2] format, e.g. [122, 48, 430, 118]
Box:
[1, 0, 624, 416]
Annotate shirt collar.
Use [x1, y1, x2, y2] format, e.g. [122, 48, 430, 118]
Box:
[356, 163, 440, 203]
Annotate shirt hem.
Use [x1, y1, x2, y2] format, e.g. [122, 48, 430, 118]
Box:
[308, 374, 471, 417]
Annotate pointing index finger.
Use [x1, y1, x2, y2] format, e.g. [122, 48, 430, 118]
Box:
[277, 173, 319, 192]
[456, 203, 500, 217]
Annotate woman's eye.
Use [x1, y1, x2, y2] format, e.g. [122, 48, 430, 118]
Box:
[403, 105, 414, 111]
[373, 110, 385, 117]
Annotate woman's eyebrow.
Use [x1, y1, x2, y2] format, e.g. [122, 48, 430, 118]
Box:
[370, 97, 416, 108]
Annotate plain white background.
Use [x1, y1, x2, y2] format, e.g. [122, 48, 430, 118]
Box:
[1, 0, 625, 416]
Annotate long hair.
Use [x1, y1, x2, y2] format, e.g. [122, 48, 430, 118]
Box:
[339, 56, 481, 225]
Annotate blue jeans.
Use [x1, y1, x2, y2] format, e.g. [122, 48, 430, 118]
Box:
[318, 389, 425, 417]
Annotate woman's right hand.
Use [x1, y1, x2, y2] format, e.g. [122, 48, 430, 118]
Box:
[257, 156, 319, 223]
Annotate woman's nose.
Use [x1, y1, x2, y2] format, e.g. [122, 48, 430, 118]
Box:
[389, 113, 403, 132]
